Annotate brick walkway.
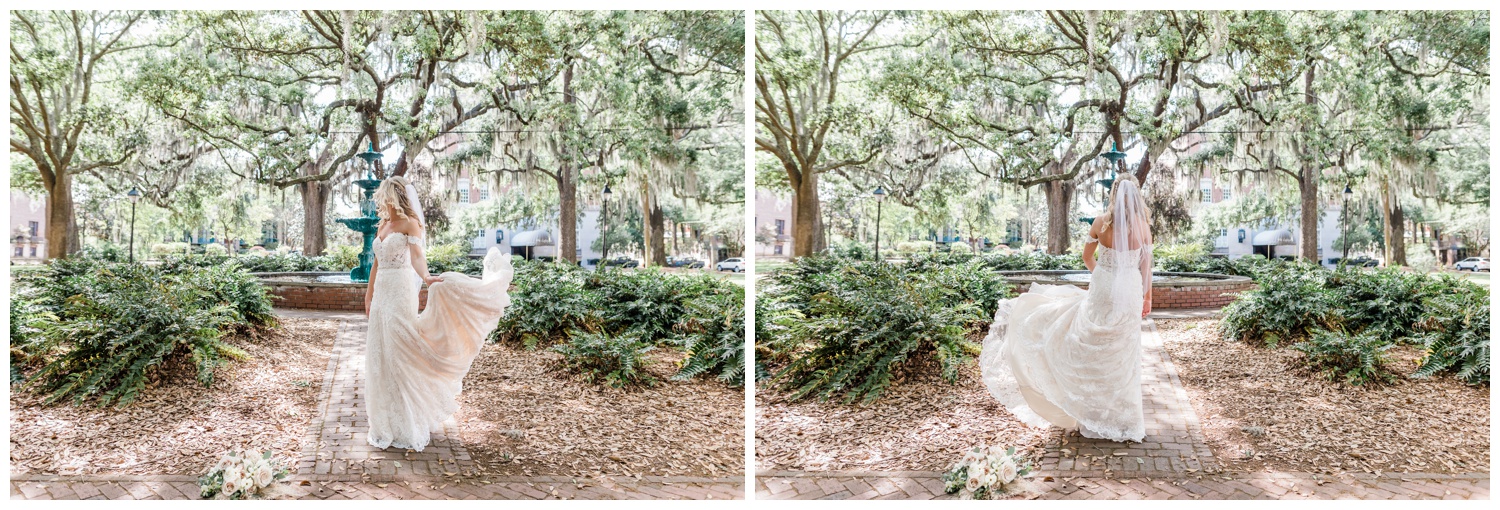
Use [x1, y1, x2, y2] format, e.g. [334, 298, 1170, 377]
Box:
[755, 319, 1488, 500]
[12, 310, 743, 500]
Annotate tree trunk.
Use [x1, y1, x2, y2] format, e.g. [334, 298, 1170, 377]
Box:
[558, 171, 578, 263]
[638, 180, 667, 266]
[45, 171, 78, 259]
[300, 180, 330, 256]
[556, 60, 578, 264]
[1043, 179, 1075, 255]
[1298, 65, 1320, 262]
[1298, 169, 1319, 262]
[790, 170, 825, 257]
[1379, 179, 1408, 267]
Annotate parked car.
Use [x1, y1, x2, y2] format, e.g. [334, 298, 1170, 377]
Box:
[666, 256, 702, 268]
[687, 259, 706, 269]
[1455, 257, 1490, 272]
[716, 258, 745, 272]
[601, 256, 640, 268]
[1338, 256, 1381, 268]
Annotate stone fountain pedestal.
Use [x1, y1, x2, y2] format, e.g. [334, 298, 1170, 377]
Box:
[335, 177, 383, 283]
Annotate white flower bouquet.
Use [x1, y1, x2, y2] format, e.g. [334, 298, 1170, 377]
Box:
[198, 450, 290, 499]
[942, 444, 1033, 500]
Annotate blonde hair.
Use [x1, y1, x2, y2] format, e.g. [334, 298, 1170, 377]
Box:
[1097, 174, 1149, 231]
[374, 176, 422, 226]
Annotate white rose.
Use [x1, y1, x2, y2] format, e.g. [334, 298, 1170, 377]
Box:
[962, 451, 983, 465]
[998, 459, 1019, 484]
[965, 474, 981, 492]
[221, 474, 242, 497]
[987, 445, 1007, 458]
[254, 465, 275, 488]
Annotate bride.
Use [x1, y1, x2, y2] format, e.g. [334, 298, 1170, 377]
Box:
[363, 176, 514, 451]
[979, 174, 1153, 442]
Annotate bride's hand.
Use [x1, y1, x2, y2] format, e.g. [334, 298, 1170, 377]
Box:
[1142, 299, 1152, 318]
[424, 275, 444, 285]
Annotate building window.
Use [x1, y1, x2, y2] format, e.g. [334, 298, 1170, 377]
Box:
[775, 219, 785, 236]
[774, 244, 783, 255]
[14, 246, 22, 257]
[1202, 189, 1213, 203]
[29, 246, 37, 257]
[1221, 187, 1232, 200]
[28, 221, 39, 237]
[479, 187, 490, 201]
[495, 230, 504, 243]
[457, 179, 470, 203]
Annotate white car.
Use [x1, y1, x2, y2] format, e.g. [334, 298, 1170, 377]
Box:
[1455, 257, 1489, 272]
[716, 258, 745, 273]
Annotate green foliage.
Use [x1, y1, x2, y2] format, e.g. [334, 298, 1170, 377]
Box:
[322, 244, 362, 271]
[425, 243, 483, 275]
[150, 242, 192, 257]
[13, 257, 276, 406]
[896, 240, 935, 253]
[550, 330, 657, 389]
[1412, 278, 1490, 385]
[493, 262, 603, 348]
[1292, 329, 1398, 386]
[1221, 262, 1490, 386]
[490, 262, 746, 387]
[1219, 264, 1340, 347]
[760, 256, 1011, 403]
[980, 252, 1085, 271]
[673, 290, 746, 386]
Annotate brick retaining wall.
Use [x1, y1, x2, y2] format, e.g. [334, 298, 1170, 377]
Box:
[264, 283, 428, 312]
[1005, 272, 1255, 310]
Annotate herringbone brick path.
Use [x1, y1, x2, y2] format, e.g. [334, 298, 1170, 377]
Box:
[756, 319, 1488, 500]
[11, 311, 744, 500]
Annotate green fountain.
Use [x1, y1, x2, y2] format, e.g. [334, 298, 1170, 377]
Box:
[336, 144, 384, 282]
[1080, 142, 1128, 225]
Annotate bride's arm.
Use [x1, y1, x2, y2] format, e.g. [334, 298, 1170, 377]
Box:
[408, 235, 443, 286]
[1082, 220, 1103, 272]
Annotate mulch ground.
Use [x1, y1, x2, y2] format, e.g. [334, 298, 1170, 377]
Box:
[455, 343, 744, 478]
[755, 353, 1048, 472]
[1158, 318, 1490, 476]
[9, 318, 338, 476]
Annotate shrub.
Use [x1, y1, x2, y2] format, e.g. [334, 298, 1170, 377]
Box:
[1292, 329, 1398, 386]
[493, 261, 603, 348]
[979, 252, 1085, 271]
[1219, 263, 1339, 347]
[1323, 267, 1432, 344]
[425, 243, 484, 275]
[762, 256, 1010, 403]
[827, 240, 874, 260]
[14, 258, 276, 406]
[896, 240, 935, 252]
[1412, 278, 1489, 385]
[204, 243, 228, 255]
[550, 330, 657, 388]
[150, 242, 191, 257]
[672, 289, 746, 386]
[322, 244, 362, 271]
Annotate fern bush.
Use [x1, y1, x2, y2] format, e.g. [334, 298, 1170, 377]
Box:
[492, 261, 603, 348]
[1323, 267, 1432, 344]
[490, 261, 745, 387]
[550, 330, 657, 388]
[13, 258, 276, 406]
[1412, 280, 1490, 385]
[1292, 329, 1398, 386]
[761, 256, 1010, 403]
[1219, 264, 1339, 347]
[672, 289, 746, 386]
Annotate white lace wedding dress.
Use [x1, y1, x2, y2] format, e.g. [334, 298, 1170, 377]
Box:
[978, 245, 1146, 442]
[365, 233, 513, 451]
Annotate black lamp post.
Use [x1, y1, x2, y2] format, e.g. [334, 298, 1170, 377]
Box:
[1342, 183, 1354, 261]
[601, 184, 613, 264]
[872, 186, 887, 260]
[126, 187, 142, 262]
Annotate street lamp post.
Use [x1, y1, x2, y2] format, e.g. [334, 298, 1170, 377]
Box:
[601, 184, 613, 264]
[872, 186, 887, 260]
[1342, 183, 1353, 261]
[126, 187, 142, 262]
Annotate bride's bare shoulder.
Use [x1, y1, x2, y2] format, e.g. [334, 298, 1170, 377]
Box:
[387, 218, 424, 239]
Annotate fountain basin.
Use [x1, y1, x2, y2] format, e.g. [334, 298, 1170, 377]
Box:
[256, 272, 429, 312]
[998, 270, 1254, 310]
